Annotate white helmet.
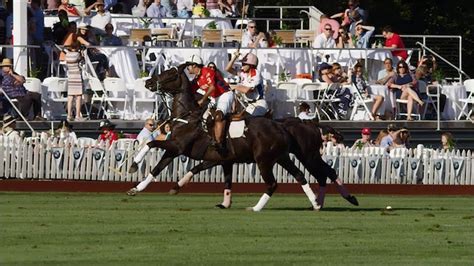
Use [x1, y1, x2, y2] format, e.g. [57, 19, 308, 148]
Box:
[241, 53, 258, 66]
[186, 55, 203, 66]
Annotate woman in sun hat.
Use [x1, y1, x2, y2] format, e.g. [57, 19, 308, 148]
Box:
[1, 115, 21, 141]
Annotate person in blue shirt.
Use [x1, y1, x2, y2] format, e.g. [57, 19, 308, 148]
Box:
[101, 23, 122, 46]
[352, 22, 375, 48]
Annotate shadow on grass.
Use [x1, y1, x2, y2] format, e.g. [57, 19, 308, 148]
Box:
[268, 207, 434, 212]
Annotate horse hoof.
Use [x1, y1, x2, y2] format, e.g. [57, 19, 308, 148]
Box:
[128, 162, 138, 174]
[215, 204, 230, 209]
[313, 204, 322, 211]
[345, 195, 359, 206]
[126, 188, 138, 196]
[169, 184, 181, 195]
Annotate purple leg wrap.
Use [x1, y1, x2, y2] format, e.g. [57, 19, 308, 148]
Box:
[316, 186, 326, 208]
[336, 184, 350, 198]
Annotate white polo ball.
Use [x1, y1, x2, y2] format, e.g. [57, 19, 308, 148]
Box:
[386, 206, 392, 210]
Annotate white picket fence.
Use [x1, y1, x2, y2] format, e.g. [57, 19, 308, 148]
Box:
[0, 137, 473, 185]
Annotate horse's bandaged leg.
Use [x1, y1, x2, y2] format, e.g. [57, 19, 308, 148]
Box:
[178, 171, 193, 187]
[335, 178, 349, 198]
[302, 184, 320, 210]
[220, 189, 232, 208]
[316, 186, 327, 208]
[136, 173, 154, 192]
[252, 193, 271, 212]
[133, 145, 150, 164]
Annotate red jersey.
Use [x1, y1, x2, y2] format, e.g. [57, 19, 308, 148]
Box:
[99, 131, 119, 145]
[192, 67, 230, 98]
[385, 33, 408, 60]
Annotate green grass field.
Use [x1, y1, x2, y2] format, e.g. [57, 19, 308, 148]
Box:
[1, 192, 473, 265]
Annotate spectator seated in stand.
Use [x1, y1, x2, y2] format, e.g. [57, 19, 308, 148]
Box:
[331, 63, 350, 84]
[382, 25, 408, 62]
[336, 27, 352, 48]
[241, 21, 266, 48]
[319, 63, 352, 119]
[351, 127, 374, 148]
[380, 124, 408, 153]
[101, 23, 122, 46]
[77, 22, 110, 80]
[388, 60, 424, 121]
[98, 119, 119, 145]
[331, 0, 366, 33]
[312, 23, 336, 49]
[373, 129, 388, 146]
[85, 0, 111, 36]
[351, 63, 384, 120]
[1, 115, 21, 142]
[318, 14, 340, 39]
[376, 58, 396, 85]
[137, 118, 159, 144]
[352, 22, 375, 48]
[147, 0, 172, 19]
[58, 0, 82, 17]
[297, 102, 313, 120]
[0, 59, 28, 118]
[415, 65, 446, 118]
[176, 0, 193, 18]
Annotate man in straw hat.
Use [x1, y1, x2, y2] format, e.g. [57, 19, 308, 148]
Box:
[1, 115, 21, 141]
[0, 58, 27, 118]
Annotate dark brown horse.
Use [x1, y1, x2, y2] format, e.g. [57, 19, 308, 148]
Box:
[170, 117, 359, 209]
[127, 64, 320, 211]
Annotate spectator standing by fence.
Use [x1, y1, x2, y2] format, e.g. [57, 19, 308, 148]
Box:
[137, 118, 158, 143]
[1, 115, 21, 142]
[98, 119, 119, 144]
[441, 132, 455, 151]
[352, 127, 374, 149]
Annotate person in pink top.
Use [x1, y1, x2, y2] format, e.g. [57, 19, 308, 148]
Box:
[382, 25, 408, 61]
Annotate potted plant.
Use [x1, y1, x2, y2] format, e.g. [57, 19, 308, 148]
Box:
[192, 37, 202, 47]
[139, 17, 152, 28]
[207, 21, 217, 30]
[139, 70, 149, 78]
[432, 69, 445, 84]
[272, 35, 283, 47]
[29, 67, 41, 78]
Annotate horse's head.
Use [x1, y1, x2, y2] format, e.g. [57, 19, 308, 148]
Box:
[145, 64, 189, 94]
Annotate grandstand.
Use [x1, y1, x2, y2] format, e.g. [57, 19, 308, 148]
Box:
[1, 1, 473, 183]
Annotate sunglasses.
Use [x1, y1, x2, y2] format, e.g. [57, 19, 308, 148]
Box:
[209, 65, 216, 69]
[324, 28, 332, 31]
[338, 31, 345, 34]
[398, 65, 406, 69]
[248, 26, 255, 28]
[147, 123, 154, 126]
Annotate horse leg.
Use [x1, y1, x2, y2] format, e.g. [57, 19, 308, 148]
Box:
[129, 140, 183, 173]
[307, 157, 359, 207]
[215, 163, 233, 209]
[127, 150, 177, 196]
[247, 162, 277, 212]
[277, 156, 320, 210]
[169, 161, 220, 195]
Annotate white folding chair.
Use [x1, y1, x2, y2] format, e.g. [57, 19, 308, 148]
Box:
[103, 77, 130, 119]
[47, 77, 68, 104]
[275, 82, 299, 117]
[297, 82, 329, 120]
[458, 79, 474, 121]
[320, 83, 343, 120]
[350, 84, 374, 121]
[132, 78, 159, 120]
[24, 78, 42, 93]
[77, 137, 97, 147]
[395, 81, 424, 120]
[86, 77, 109, 119]
[422, 84, 441, 119]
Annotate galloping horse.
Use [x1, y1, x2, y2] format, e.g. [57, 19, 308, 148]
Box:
[170, 118, 359, 209]
[127, 64, 320, 211]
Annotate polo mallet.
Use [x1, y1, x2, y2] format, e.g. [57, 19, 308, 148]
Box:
[108, 119, 169, 175]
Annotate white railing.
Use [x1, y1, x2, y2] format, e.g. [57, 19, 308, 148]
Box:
[1, 138, 473, 185]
